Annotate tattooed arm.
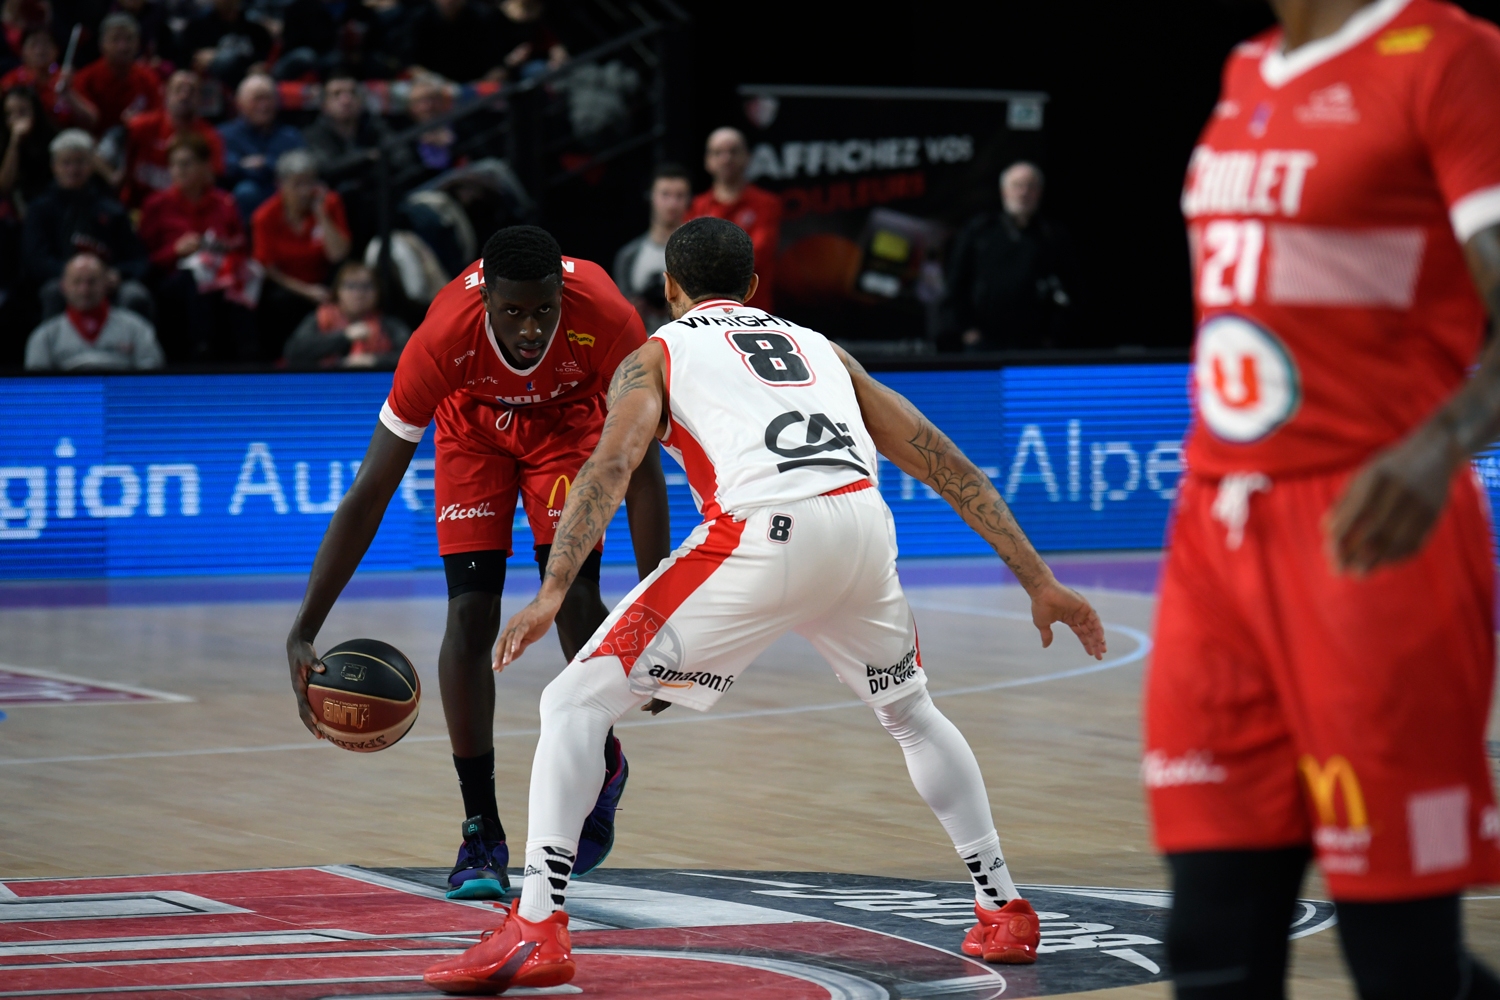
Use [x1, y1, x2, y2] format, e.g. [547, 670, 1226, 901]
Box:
[834, 344, 1106, 658]
[495, 342, 667, 668]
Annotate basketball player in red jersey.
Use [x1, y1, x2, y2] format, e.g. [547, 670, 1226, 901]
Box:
[286, 226, 671, 899]
[1149, 1, 1500, 996]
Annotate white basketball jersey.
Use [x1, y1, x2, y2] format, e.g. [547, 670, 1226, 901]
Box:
[651, 298, 878, 518]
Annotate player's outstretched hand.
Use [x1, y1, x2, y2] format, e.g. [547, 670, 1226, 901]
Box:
[496, 593, 564, 671]
[286, 636, 326, 739]
[1028, 578, 1107, 660]
[1326, 425, 1455, 576]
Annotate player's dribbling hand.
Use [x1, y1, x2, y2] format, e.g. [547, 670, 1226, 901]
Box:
[495, 594, 563, 671]
[1325, 422, 1457, 576]
[1028, 578, 1107, 660]
[286, 636, 326, 739]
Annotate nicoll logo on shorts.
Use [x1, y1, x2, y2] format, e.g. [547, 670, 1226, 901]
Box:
[865, 647, 918, 695]
[646, 663, 735, 692]
[1142, 750, 1228, 788]
[437, 502, 497, 522]
[1300, 754, 1371, 872]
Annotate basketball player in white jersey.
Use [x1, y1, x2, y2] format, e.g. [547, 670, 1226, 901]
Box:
[422, 217, 1108, 995]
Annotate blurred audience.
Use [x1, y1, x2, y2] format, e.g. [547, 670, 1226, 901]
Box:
[251, 148, 348, 358]
[139, 132, 255, 360]
[24, 128, 151, 317]
[939, 161, 1077, 352]
[282, 259, 408, 368]
[278, 0, 394, 81]
[1, 27, 93, 128]
[0, 85, 54, 205]
[496, 0, 566, 79]
[613, 162, 688, 333]
[303, 72, 404, 247]
[688, 127, 780, 312]
[408, 0, 504, 84]
[25, 251, 162, 369]
[118, 69, 224, 206]
[72, 13, 159, 137]
[181, 0, 271, 91]
[219, 73, 303, 221]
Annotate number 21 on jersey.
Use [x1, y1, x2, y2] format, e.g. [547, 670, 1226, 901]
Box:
[727, 330, 816, 386]
[1198, 219, 1264, 306]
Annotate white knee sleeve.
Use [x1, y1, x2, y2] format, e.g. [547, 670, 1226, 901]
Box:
[874, 688, 997, 849]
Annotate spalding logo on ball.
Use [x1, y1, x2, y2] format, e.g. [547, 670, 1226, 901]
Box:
[309, 638, 420, 752]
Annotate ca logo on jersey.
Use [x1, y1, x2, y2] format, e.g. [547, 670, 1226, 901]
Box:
[1194, 314, 1300, 443]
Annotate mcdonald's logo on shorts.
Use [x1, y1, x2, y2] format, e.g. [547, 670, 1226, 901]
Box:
[547, 475, 571, 515]
[1300, 754, 1372, 870]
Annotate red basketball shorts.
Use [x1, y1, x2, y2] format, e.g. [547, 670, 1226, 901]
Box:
[1146, 466, 1500, 900]
[431, 394, 606, 557]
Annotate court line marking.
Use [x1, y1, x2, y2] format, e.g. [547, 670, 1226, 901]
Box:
[0, 607, 1150, 767]
[0, 663, 194, 705]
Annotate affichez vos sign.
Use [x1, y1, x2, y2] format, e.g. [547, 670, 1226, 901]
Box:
[377, 867, 1337, 999]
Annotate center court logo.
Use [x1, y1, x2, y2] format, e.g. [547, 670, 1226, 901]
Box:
[437, 502, 496, 522]
[1300, 753, 1371, 871]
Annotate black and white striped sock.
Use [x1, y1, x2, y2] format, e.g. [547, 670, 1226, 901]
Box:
[958, 831, 1018, 911]
[518, 843, 574, 921]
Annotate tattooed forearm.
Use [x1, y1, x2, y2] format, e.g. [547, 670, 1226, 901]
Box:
[541, 453, 631, 596]
[607, 350, 651, 410]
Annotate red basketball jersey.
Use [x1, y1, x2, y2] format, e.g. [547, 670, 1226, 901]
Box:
[1182, 0, 1500, 477]
[381, 257, 647, 442]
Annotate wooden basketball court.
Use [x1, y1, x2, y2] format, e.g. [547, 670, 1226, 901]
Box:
[1, 555, 1496, 999]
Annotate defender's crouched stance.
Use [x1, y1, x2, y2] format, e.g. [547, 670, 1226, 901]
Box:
[424, 219, 1106, 994]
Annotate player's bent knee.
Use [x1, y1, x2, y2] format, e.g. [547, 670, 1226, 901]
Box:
[539, 655, 638, 723]
[873, 687, 937, 739]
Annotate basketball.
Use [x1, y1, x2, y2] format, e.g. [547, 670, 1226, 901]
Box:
[308, 638, 421, 753]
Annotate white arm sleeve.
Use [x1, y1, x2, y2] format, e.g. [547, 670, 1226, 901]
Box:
[379, 400, 427, 443]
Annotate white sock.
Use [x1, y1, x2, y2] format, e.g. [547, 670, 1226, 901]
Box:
[518, 842, 574, 921]
[957, 831, 1018, 910]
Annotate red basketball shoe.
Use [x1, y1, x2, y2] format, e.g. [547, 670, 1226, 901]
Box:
[423, 901, 575, 995]
[960, 898, 1040, 964]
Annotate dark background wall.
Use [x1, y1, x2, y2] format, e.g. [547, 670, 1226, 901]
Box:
[658, 0, 1500, 350]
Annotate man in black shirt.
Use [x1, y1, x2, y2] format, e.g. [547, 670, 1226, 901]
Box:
[181, 0, 272, 91]
[23, 129, 152, 319]
[940, 162, 1077, 352]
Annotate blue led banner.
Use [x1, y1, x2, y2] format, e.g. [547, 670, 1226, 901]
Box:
[2, 367, 1495, 580]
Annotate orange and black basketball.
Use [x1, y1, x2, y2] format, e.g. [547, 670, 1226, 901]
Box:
[309, 638, 420, 753]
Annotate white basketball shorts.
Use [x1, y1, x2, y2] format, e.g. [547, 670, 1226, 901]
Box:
[579, 481, 925, 711]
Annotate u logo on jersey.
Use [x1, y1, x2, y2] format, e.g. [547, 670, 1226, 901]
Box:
[1194, 315, 1300, 443]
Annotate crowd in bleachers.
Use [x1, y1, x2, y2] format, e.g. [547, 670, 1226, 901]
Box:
[3, 0, 575, 370]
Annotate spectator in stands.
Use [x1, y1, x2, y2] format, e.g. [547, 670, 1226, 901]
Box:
[939, 161, 1077, 352]
[407, 0, 504, 84]
[219, 73, 302, 221]
[0, 84, 54, 205]
[72, 13, 159, 137]
[108, 0, 171, 66]
[688, 127, 780, 312]
[0, 27, 94, 128]
[180, 0, 270, 92]
[24, 128, 151, 317]
[278, 0, 395, 82]
[283, 259, 409, 368]
[252, 148, 348, 358]
[25, 251, 162, 369]
[496, 0, 566, 79]
[614, 162, 688, 333]
[303, 72, 403, 247]
[139, 132, 255, 360]
[117, 69, 224, 206]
